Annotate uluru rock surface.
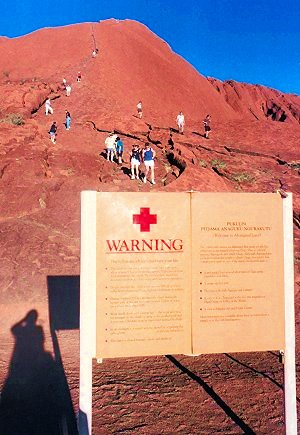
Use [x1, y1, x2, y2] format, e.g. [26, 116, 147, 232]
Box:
[0, 19, 299, 434]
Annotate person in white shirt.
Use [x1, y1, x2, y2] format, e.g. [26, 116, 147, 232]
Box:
[45, 98, 53, 115]
[104, 133, 118, 162]
[137, 101, 143, 119]
[176, 111, 185, 134]
[65, 85, 72, 97]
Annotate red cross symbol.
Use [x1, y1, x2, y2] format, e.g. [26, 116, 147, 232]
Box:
[133, 207, 157, 232]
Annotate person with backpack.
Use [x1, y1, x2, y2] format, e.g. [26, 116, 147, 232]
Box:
[49, 121, 57, 143]
[130, 144, 141, 180]
[142, 142, 156, 184]
[65, 111, 71, 130]
[115, 137, 124, 164]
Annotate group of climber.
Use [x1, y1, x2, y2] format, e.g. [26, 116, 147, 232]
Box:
[105, 132, 156, 185]
[104, 133, 124, 164]
[176, 111, 211, 138]
[44, 68, 211, 183]
[45, 75, 76, 143]
[47, 112, 71, 144]
[47, 110, 71, 144]
[138, 103, 211, 138]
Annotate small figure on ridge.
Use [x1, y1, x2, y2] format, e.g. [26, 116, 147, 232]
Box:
[65, 111, 71, 130]
[176, 111, 185, 134]
[203, 114, 211, 139]
[65, 84, 72, 97]
[137, 101, 143, 119]
[105, 132, 117, 162]
[45, 98, 53, 115]
[49, 121, 57, 144]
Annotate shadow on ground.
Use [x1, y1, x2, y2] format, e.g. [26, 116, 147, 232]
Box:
[0, 276, 80, 434]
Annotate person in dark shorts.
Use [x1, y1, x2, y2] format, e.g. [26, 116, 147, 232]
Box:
[130, 144, 141, 180]
[142, 142, 156, 184]
[49, 121, 57, 143]
[115, 137, 124, 164]
[203, 114, 211, 139]
[137, 101, 143, 119]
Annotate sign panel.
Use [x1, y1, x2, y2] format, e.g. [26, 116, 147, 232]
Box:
[92, 192, 285, 358]
[96, 192, 192, 358]
[191, 193, 285, 354]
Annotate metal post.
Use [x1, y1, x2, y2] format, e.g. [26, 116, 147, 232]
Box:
[283, 193, 297, 435]
[79, 191, 97, 435]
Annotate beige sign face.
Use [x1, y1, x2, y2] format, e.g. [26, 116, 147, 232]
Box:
[94, 192, 285, 358]
[191, 193, 285, 354]
[96, 192, 192, 358]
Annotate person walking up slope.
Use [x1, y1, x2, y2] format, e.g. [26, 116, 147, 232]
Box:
[65, 84, 72, 97]
[49, 121, 57, 143]
[115, 137, 124, 164]
[105, 133, 117, 162]
[142, 143, 156, 184]
[176, 111, 185, 134]
[203, 114, 211, 139]
[130, 144, 141, 180]
[45, 98, 53, 115]
[137, 101, 143, 119]
[65, 111, 71, 130]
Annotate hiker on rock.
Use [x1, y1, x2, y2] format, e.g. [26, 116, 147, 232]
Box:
[77, 71, 81, 82]
[203, 114, 211, 139]
[142, 142, 156, 185]
[176, 111, 185, 134]
[105, 132, 117, 162]
[130, 144, 141, 180]
[115, 136, 124, 164]
[137, 101, 143, 119]
[49, 121, 57, 144]
[65, 111, 71, 130]
[45, 98, 53, 115]
[65, 84, 72, 97]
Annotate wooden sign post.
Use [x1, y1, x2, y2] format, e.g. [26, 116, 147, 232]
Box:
[79, 191, 296, 435]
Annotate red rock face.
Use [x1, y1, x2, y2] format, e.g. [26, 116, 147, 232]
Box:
[0, 19, 299, 434]
[208, 77, 300, 124]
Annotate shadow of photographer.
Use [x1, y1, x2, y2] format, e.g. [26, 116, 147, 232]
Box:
[0, 309, 77, 434]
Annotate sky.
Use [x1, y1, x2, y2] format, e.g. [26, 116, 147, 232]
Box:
[0, 0, 299, 95]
